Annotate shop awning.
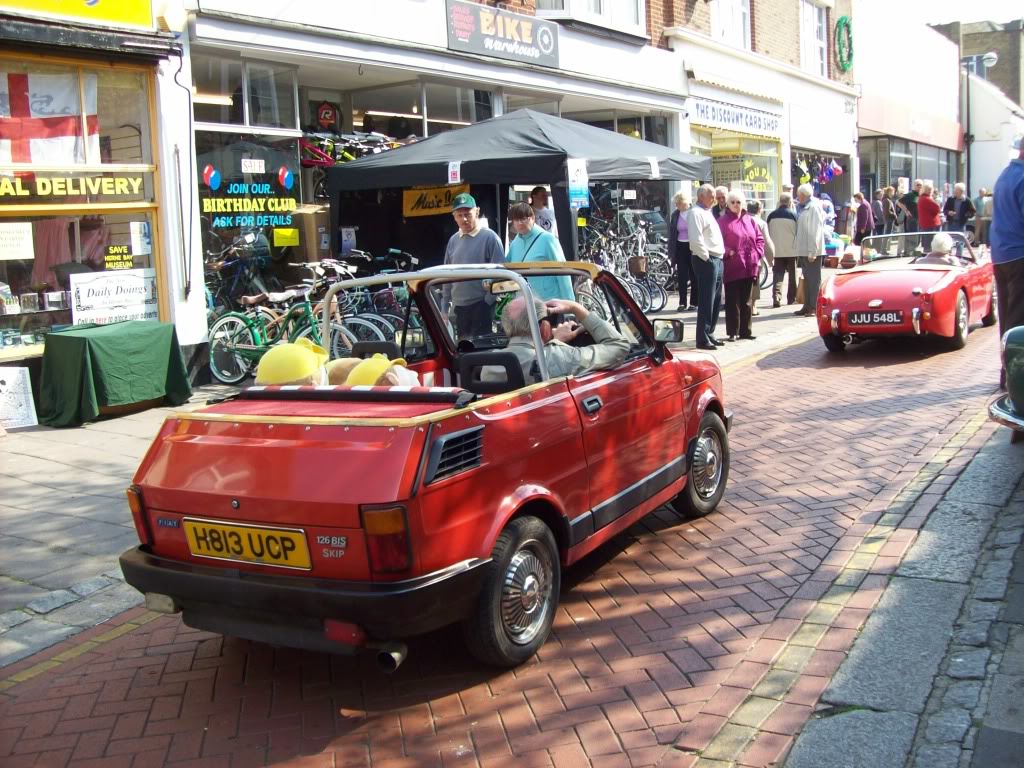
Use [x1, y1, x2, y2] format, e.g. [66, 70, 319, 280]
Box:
[328, 109, 711, 190]
[688, 69, 783, 103]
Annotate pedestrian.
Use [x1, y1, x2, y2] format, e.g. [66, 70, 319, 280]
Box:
[917, 182, 942, 251]
[990, 134, 1024, 389]
[717, 190, 764, 341]
[529, 186, 558, 235]
[973, 187, 987, 219]
[898, 179, 923, 253]
[768, 193, 799, 307]
[942, 182, 976, 235]
[819, 192, 837, 240]
[853, 192, 875, 246]
[746, 199, 774, 316]
[441, 193, 505, 340]
[667, 190, 698, 311]
[712, 186, 728, 219]
[794, 183, 826, 317]
[506, 201, 573, 302]
[687, 183, 726, 350]
[871, 190, 885, 237]
[882, 186, 897, 251]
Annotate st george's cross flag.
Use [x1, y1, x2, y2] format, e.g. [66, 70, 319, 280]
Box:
[0, 71, 100, 166]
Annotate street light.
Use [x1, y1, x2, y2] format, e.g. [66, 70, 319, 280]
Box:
[964, 51, 999, 197]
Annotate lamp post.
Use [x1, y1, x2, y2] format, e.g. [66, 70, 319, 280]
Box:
[964, 51, 999, 197]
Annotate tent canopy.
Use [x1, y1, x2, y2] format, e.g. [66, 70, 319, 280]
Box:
[328, 109, 711, 190]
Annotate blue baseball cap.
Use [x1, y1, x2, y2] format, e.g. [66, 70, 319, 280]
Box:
[452, 193, 476, 211]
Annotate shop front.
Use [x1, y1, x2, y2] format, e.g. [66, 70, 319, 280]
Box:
[183, 0, 693, 277]
[0, 2, 177, 369]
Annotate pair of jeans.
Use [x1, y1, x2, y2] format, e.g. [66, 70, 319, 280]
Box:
[920, 227, 939, 252]
[724, 278, 754, 337]
[454, 301, 493, 340]
[693, 255, 723, 346]
[674, 241, 697, 307]
[772, 257, 797, 305]
[800, 256, 822, 314]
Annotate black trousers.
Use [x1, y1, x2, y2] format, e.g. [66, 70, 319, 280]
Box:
[724, 278, 754, 337]
[772, 258, 797, 305]
[996, 259, 1024, 342]
[673, 241, 697, 307]
[454, 300, 493, 340]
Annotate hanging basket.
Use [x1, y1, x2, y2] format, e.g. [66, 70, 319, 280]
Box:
[836, 16, 854, 73]
[627, 255, 648, 276]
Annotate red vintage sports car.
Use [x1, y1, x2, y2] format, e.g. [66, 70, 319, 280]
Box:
[119, 263, 731, 670]
[817, 231, 995, 353]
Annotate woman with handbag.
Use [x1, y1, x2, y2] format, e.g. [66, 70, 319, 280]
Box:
[667, 191, 698, 311]
[506, 201, 573, 301]
[717, 190, 764, 341]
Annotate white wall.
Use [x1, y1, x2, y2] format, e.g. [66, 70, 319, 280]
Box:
[968, 74, 1024, 193]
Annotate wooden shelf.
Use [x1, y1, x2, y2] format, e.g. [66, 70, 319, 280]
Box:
[0, 344, 44, 363]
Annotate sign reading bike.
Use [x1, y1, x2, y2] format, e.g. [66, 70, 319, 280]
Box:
[445, 0, 559, 68]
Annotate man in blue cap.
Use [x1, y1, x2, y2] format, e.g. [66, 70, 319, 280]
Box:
[441, 192, 505, 339]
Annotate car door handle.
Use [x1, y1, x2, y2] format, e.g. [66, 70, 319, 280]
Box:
[684, 374, 693, 385]
[581, 395, 603, 415]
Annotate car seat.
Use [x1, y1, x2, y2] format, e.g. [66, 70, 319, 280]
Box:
[457, 351, 526, 395]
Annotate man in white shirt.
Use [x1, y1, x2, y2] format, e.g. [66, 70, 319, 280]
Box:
[687, 183, 726, 350]
[530, 186, 558, 236]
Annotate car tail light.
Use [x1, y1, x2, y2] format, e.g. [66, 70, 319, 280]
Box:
[125, 485, 152, 545]
[362, 505, 411, 573]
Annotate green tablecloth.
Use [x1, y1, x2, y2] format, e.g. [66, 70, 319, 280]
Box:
[39, 320, 192, 427]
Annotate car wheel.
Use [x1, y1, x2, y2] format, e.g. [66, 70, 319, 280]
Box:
[463, 516, 560, 668]
[671, 411, 730, 518]
[823, 334, 846, 353]
[981, 285, 997, 327]
[949, 291, 969, 350]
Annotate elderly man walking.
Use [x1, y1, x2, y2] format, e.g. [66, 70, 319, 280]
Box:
[991, 134, 1024, 388]
[688, 183, 726, 349]
[794, 184, 826, 317]
[768, 193, 799, 307]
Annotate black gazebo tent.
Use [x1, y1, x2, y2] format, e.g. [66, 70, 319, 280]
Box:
[327, 109, 712, 259]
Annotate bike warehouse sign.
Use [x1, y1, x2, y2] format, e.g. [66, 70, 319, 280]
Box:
[446, 0, 559, 68]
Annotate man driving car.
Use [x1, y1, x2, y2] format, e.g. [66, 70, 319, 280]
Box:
[482, 296, 630, 384]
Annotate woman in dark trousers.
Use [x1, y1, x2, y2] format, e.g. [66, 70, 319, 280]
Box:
[667, 190, 698, 311]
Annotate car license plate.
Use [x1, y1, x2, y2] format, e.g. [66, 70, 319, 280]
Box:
[847, 310, 903, 325]
[183, 518, 311, 570]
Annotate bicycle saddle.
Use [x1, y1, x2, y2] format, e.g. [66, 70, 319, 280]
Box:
[266, 290, 302, 303]
[239, 293, 268, 305]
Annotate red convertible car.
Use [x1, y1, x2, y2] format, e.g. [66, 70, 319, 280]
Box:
[817, 232, 995, 353]
[119, 263, 731, 669]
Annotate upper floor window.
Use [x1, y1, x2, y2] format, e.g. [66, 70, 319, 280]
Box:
[537, 0, 645, 38]
[709, 0, 751, 51]
[800, 0, 828, 77]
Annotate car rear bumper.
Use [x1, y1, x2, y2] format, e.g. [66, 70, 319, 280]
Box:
[989, 396, 1024, 432]
[119, 547, 491, 647]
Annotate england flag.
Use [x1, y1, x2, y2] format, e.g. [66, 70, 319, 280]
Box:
[0, 71, 100, 166]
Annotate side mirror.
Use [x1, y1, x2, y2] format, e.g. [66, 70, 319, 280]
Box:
[653, 318, 684, 344]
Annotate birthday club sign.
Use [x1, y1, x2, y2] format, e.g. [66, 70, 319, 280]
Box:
[200, 164, 298, 229]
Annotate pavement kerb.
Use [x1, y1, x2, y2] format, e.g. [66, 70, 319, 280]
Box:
[0, 609, 162, 692]
[664, 407, 997, 767]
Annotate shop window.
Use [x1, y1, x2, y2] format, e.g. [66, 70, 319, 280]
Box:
[916, 144, 939, 189]
[800, 1, 828, 77]
[537, 0, 645, 37]
[191, 54, 244, 125]
[424, 83, 483, 134]
[353, 82, 423, 138]
[710, 0, 751, 51]
[644, 116, 669, 147]
[505, 92, 560, 116]
[247, 64, 297, 130]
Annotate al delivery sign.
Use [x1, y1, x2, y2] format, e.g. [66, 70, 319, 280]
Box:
[0, 0, 154, 30]
[446, 0, 558, 68]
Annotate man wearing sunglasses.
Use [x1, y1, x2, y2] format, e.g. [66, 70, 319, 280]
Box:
[483, 296, 629, 384]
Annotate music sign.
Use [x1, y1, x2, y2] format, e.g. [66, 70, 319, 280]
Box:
[446, 0, 559, 68]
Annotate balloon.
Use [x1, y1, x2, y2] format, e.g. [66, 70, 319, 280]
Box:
[278, 167, 294, 190]
[202, 165, 221, 190]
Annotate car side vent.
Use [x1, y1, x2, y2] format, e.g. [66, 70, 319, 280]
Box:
[425, 426, 484, 484]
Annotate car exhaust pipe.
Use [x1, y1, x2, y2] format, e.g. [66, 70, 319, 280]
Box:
[375, 642, 408, 673]
[842, 334, 854, 345]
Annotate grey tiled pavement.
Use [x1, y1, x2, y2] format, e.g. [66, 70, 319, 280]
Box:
[0, 384, 239, 667]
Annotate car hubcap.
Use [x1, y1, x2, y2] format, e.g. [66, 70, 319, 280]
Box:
[501, 543, 551, 645]
[692, 429, 724, 500]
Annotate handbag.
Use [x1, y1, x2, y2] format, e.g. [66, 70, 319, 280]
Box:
[795, 277, 806, 305]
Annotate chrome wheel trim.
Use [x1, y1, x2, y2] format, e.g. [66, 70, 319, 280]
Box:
[958, 294, 968, 337]
[500, 541, 553, 646]
[692, 428, 724, 501]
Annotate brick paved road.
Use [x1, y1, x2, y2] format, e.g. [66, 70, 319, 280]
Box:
[0, 327, 1004, 768]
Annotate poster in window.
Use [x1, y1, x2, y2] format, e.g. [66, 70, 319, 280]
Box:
[0, 222, 34, 261]
[0, 367, 38, 430]
[70, 268, 158, 325]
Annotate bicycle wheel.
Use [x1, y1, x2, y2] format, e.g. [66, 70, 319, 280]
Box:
[646, 281, 668, 313]
[328, 323, 360, 359]
[209, 315, 257, 385]
[577, 287, 608, 320]
[356, 312, 397, 339]
[759, 258, 771, 290]
[625, 279, 651, 313]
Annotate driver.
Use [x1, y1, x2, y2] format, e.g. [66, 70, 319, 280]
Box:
[483, 296, 629, 383]
[916, 232, 960, 266]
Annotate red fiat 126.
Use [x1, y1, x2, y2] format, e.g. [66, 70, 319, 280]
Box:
[120, 263, 731, 669]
